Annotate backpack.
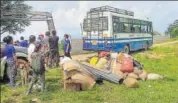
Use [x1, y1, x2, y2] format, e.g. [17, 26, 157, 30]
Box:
[30, 52, 45, 74]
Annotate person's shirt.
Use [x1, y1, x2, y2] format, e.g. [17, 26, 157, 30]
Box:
[49, 35, 59, 51]
[20, 40, 28, 47]
[43, 36, 49, 51]
[5, 44, 16, 61]
[31, 51, 45, 73]
[63, 39, 71, 53]
[28, 43, 35, 62]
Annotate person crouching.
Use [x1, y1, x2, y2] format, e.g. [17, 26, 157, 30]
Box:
[26, 42, 47, 95]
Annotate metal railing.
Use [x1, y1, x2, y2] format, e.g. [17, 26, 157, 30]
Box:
[89, 5, 134, 16]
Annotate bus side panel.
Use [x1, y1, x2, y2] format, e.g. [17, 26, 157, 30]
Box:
[129, 40, 153, 51]
[129, 41, 145, 51]
[112, 42, 127, 52]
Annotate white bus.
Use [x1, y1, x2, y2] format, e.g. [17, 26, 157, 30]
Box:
[82, 6, 153, 53]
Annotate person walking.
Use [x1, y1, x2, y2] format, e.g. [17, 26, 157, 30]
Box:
[4, 35, 17, 88]
[63, 34, 72, 59]
[26, 42, 48, 95]
[19, 36, 28, 47]
[48, 30, 59, 67]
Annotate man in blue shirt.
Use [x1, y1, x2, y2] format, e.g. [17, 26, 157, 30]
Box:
[63, 34, 72, 59]
[4, 36, 17, 88]
[19, 36, 28, 47]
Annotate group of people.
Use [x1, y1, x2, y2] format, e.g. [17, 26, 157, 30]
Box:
[2, 30, 72, 95]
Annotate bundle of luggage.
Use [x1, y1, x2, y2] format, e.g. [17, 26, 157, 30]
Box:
[60, 52, 165, 91]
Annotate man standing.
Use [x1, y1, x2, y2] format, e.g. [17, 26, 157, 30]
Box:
[19, 36, 28, 47]
[48, 30, 59, 67]
[43, 31, 50, 67]
[63, 34, 72, 59]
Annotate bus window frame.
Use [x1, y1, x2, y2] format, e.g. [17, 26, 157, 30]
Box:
[83, 16, 109, 32]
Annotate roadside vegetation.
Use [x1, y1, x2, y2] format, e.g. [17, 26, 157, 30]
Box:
[1, 39, 178, 103]
[165, 19, 178, 38]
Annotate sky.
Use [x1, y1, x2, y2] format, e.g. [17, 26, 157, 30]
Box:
[1, 1, 178, 41]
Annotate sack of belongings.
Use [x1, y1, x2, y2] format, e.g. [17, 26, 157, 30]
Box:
[111, 53, 118, 59]
[111, 59, 125, 79]
[123, 77, 139, 88]
[96, 58, 107, 69]
[147, 73, 164, 80]
[60, 56, 72, 65]
[62, 60, 95, 91]
[138, 70, 147, 81]
[120, 55, 134, 73]
[127, 73, 139, 79]
[90, 56, 99, 66]
[99, 51, 110, 58]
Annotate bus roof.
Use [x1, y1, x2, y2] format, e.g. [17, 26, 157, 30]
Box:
[88, 5, 134, 17]
[111, 12, 152, 22]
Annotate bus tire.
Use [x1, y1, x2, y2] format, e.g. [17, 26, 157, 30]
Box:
[123, 45, 130, 54]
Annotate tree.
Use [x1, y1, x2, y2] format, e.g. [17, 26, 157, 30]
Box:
[170, 27, 178, 38]
[166, 20, 178, 38]
[0, 0, 32, 35]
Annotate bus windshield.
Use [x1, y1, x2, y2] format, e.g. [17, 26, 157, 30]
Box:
[83, 17, 108, 32]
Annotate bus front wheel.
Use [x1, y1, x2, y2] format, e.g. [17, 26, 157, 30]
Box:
[123, 45, 130, 54]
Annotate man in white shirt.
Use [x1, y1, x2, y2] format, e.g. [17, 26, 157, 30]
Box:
[28, 35, 36, 63]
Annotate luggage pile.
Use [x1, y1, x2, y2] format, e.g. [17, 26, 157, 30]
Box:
[60, 52, 165, 91]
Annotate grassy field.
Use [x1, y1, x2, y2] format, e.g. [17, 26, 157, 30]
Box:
[1, 40, 178, 103]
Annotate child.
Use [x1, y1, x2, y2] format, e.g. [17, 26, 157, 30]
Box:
[4, 36, 17, 88]
[26, 42, 47, 95]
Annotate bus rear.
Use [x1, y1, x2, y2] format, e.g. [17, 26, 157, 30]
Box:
[82, 6, 116, 51]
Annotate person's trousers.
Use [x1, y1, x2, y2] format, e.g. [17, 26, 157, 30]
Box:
[6, 60, 17, 88]
[26, 71, 45, 94]
[48, 50, 60, 67]
[64, 52, 72, 59]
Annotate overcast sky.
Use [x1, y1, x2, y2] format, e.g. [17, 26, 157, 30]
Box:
[2, 1, 178, 41]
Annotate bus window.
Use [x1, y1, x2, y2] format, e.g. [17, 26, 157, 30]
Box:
[83, 17, 108, 32]
[147, 22, 152, 33]
[112, 16, 119, 33]
[132, 25, 141, 33]
[99, 17, 108, 30]
[119, 17, 131, 33]
[123, 23, 131, 33]
[140, 20, 148, 33]
[141, 25, 147, 33]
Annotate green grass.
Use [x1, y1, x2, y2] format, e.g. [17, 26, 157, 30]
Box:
[1, 42, 178, 103]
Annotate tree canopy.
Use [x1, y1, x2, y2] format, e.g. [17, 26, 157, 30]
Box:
[166, 20, 178, 38]
[0, 0, 32, 35]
